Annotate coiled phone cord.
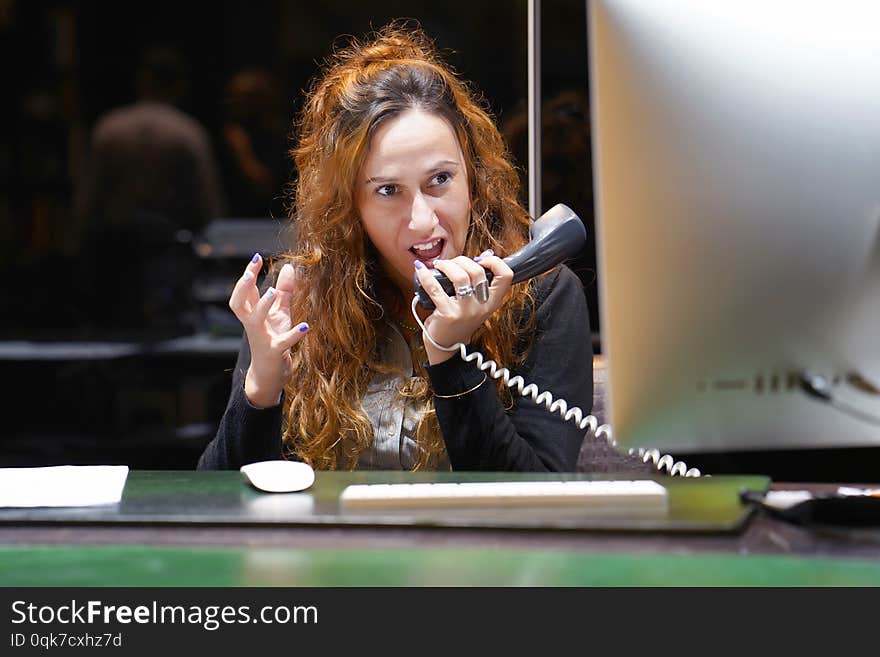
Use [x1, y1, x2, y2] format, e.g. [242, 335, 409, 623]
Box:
[411, 296, 702, 477]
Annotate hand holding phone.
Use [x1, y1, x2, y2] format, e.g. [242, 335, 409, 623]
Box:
[414, 203, 586, 309]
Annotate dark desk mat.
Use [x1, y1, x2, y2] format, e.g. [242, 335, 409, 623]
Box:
[0, 471, 770, 533]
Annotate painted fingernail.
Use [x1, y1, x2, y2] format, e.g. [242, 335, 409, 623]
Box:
[473, 256, 482, 263]
[251, 253, 261, 264]
[266, 287, 276, 299]
[414, 260, 424, 269]
[243, 270, 254, 282]
[297, 322, 310, 333]
[480, 249, 494, 257]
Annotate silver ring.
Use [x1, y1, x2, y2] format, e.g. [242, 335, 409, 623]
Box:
[474, 279, 489, 304]
[455, 284, 475, 300]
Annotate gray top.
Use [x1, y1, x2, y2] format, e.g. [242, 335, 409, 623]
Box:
[358, 323, 450, 470]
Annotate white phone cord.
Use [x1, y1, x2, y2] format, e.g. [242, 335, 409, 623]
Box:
[411, 296, 702, 477]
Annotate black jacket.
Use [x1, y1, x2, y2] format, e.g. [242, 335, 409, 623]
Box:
[197, 266, 597, 471]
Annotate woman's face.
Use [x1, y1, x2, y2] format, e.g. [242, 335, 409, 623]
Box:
[357, 108, 471, 298]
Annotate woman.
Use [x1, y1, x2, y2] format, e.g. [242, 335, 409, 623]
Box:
[198, 23, 606, 472]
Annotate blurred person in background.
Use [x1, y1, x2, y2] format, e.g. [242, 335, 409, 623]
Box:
[75, 45, 227, 334]
[220, 67, 290, 217]
[501, 89, 598, 337]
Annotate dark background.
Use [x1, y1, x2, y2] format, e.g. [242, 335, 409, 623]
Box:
[0, 0, 597, 469]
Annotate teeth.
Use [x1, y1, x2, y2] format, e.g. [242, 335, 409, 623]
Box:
[412, 239, 441, 252]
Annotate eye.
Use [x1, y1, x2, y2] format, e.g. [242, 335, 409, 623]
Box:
[376, 184, 398, 197]
[429, 172, 452, 187]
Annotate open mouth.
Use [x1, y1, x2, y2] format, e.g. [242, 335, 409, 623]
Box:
[410, 238, 445, 264]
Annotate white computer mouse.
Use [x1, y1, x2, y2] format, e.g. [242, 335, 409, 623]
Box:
[240, 460, 315, 493]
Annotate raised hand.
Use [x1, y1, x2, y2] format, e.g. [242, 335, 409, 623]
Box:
[228, 253, 309, 407]
[413, 250, 514, 364]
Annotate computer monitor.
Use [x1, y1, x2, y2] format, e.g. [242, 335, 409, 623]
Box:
[589, 0, 880, 461]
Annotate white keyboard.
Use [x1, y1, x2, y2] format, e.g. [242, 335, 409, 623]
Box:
[339, 480, 667, 512]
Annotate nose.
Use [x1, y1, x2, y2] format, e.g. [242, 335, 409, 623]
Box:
[408, 192, 438, 234]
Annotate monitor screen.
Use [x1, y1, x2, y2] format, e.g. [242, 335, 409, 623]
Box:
[589, 0, 880, 462]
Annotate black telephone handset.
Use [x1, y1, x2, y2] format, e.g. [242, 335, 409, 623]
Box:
[413, 203, 587, 309]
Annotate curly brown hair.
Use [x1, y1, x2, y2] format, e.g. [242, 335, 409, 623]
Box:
[278, 22, 537, 469]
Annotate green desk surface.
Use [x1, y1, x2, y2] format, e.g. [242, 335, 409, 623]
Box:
[0, 470, 770, 533]
[7, 472, 880, 587]
[3, 544, 880, 586]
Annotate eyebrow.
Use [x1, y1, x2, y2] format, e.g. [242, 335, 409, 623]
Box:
[364, 160, 461, 184]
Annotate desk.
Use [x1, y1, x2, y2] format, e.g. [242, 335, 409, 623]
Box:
[2, 471, 880, 586]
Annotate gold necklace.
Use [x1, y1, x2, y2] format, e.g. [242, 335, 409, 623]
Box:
[397, 318, 421, 334]
[395, 319, 425, 358]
